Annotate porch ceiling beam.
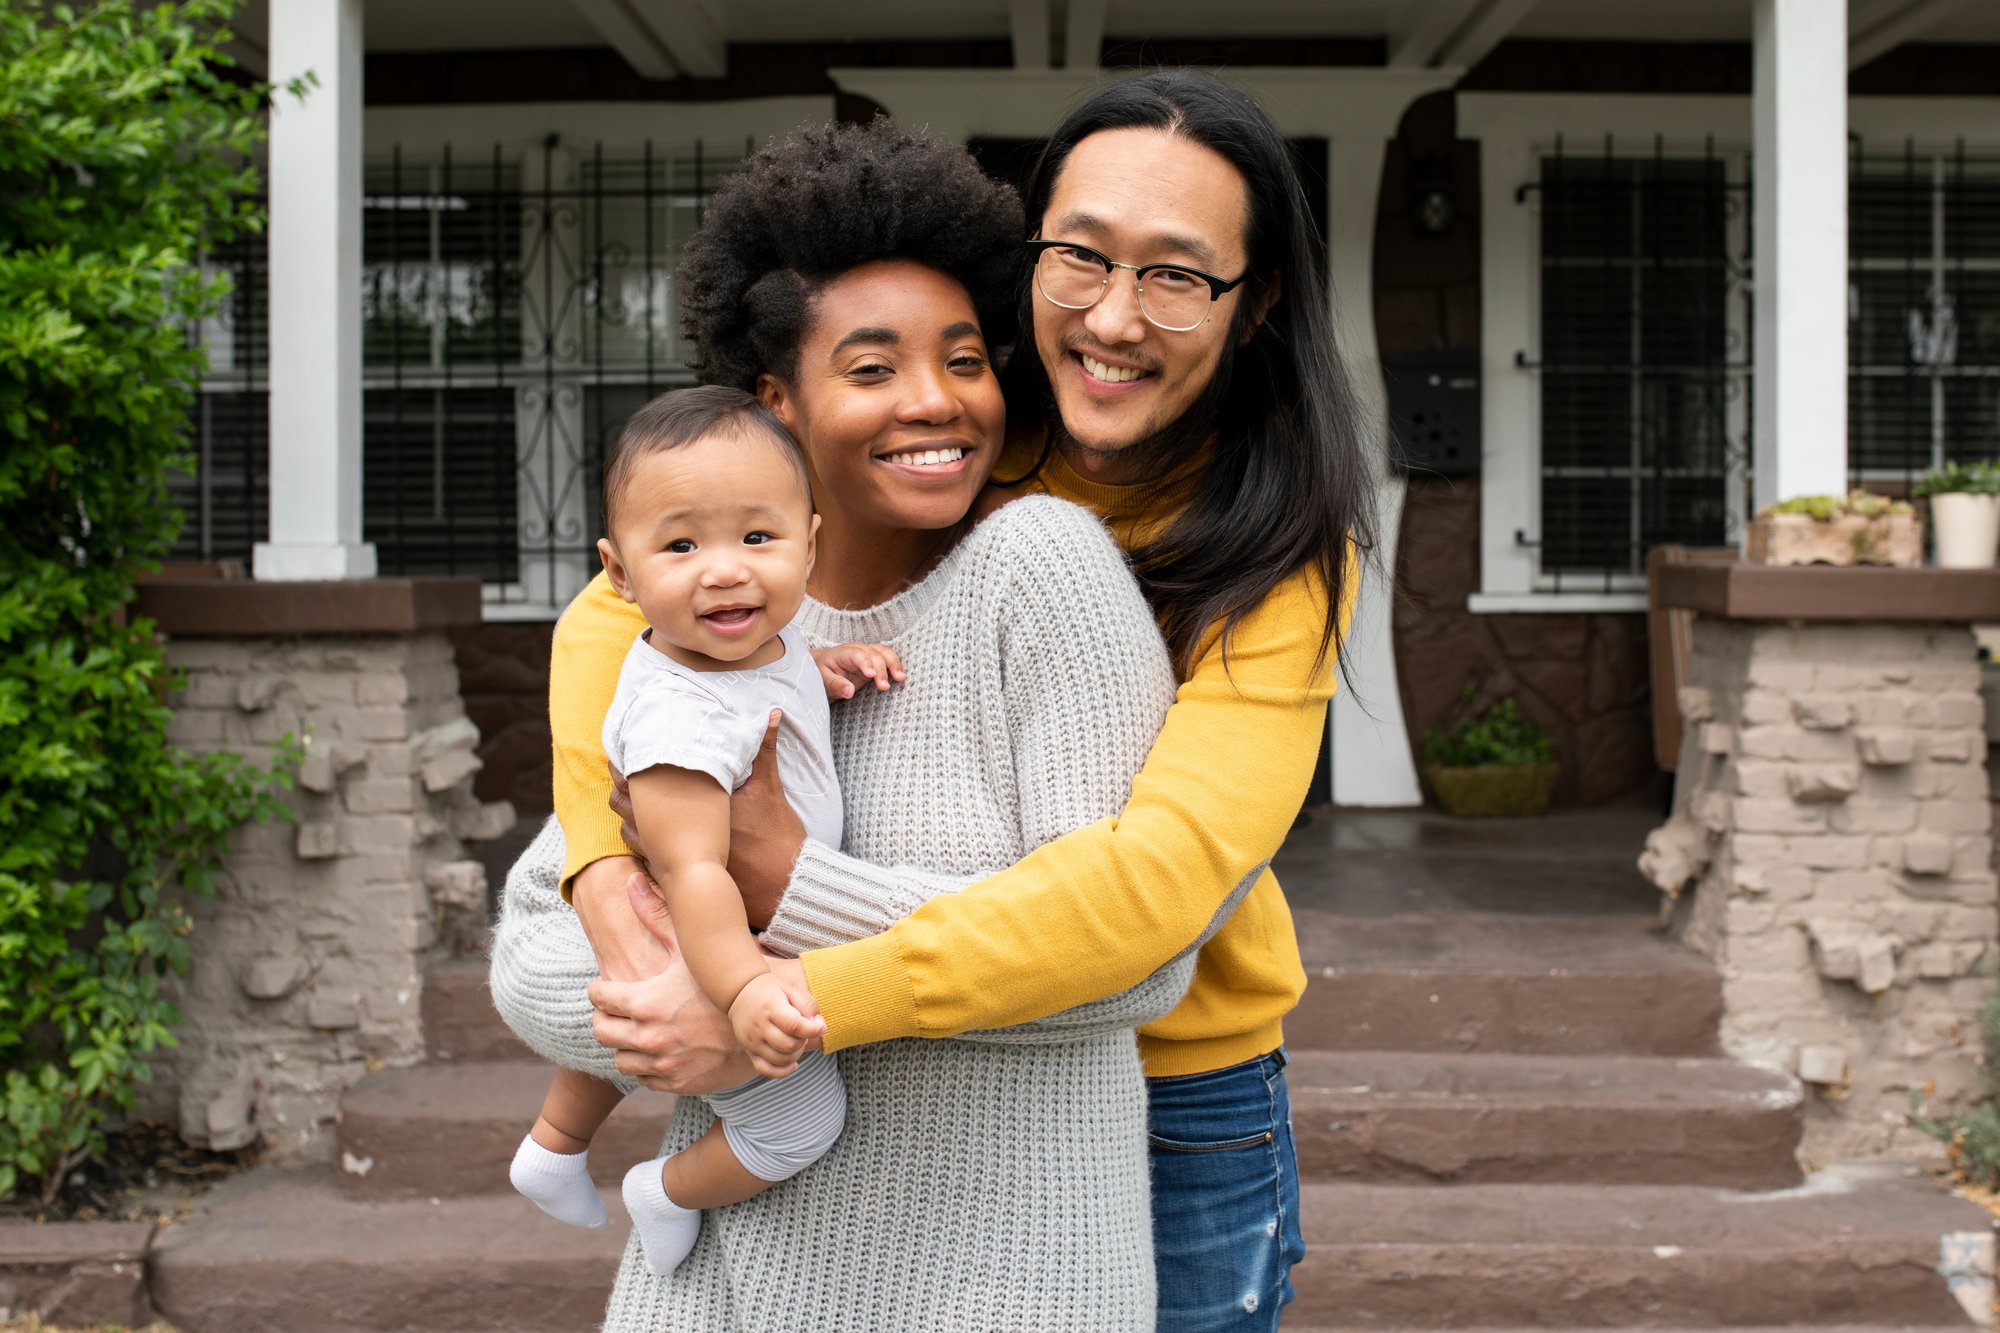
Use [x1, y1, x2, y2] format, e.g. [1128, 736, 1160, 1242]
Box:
[628, 0, 728, 80]
[1848, 0, 1971, 69]
[1009, 0, 1051, 70]
[1061, 0, 1107, 69]
[1432, 0, 1542, 71]
[568, 0, 679, 79]
[1387, 0, 1484, 69]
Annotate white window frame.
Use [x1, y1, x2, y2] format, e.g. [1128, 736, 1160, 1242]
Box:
[1462, 94, 1751, 615]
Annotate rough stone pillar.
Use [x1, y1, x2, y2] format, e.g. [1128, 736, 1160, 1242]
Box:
[1644, 617, 1997, 1162]
[133, 580, 513, 1161]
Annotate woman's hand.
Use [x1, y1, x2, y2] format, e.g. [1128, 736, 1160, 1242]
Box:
[585, 875, 755, 1094]
[727, 711, 806, 930]
[569, 856, 671, 982]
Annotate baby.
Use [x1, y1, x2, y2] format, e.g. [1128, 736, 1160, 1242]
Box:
[509, 385, 900, 1274]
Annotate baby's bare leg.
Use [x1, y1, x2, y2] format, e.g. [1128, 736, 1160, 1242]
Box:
[533, 1066, 626, 1152]
[662, 1121, 774, 1208]
[513, 1068, 626, 1229]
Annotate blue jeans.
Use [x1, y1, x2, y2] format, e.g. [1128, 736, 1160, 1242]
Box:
[1147, 1048, 1305, 1332]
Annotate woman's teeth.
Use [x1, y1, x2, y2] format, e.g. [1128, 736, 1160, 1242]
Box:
[888, 447, 965, 467]
[1081, 353, 1147, 383]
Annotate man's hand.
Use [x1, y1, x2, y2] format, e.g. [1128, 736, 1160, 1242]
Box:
[584, 876, 755, 1094]
[727, 972, 825, 1079]
[812, 642, 905, 700]
[727, 710, 806, 930]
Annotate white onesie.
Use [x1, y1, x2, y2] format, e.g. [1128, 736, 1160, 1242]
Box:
[600, 622, 847, 1186]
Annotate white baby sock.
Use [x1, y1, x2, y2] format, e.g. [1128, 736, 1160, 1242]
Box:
[623, 1158, 703, 1274]
[510, 1134, 608, 1229]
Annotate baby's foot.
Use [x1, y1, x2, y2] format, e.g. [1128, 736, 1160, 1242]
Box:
[510, 1134, 608, 1228]
[623, 1158, 703, 1274]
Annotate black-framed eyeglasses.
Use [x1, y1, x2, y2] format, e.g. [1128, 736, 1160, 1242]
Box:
[1024, 239, 1250, 333]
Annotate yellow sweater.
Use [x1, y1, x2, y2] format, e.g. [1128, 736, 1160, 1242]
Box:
[550, 437, 1350, 1078]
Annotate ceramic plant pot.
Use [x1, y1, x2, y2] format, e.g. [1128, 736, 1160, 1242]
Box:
[1929, 492, 2000, 568]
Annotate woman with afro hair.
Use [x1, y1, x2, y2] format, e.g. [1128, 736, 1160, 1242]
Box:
[491, 118, 1194, 1329]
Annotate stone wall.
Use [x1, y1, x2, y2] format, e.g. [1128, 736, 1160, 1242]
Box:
[1393, 474, 1659, 806]
[146, 633, 516, 1161]
[1640, 621, 1997, 1163]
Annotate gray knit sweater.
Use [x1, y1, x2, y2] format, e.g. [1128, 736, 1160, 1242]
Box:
[489, 496, 1192, 1332]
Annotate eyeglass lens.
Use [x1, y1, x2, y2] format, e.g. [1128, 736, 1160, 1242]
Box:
[1034, 246, 1213, 331]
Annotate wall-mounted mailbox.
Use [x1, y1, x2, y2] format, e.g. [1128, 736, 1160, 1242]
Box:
[1385, 350, 1479, 477]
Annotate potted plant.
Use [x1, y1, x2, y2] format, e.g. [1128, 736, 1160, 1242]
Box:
[1421, 688, 1559, 818]
[1747, 490, 1921, 567]
[1914, 460, 2000, 568]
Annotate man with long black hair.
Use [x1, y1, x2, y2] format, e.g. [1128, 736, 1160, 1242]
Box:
[740, 72, 1374, 1329]
[586, 72, 1373, 1331]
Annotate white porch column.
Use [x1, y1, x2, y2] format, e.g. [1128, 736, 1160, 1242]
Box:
[1751, 0, 1849, 514]
[1326, 136, 1424, 808]
[254, 0, 375, 581]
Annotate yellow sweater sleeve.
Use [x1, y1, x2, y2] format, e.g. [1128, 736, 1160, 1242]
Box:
[801, 562, 1355, 1050]
[549, 571, 650, 898]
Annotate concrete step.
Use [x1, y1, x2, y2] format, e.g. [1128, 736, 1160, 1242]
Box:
[1289, 912, 1723, 1056]
[422, 958, 530, 1062]
[1288, 1165, 1991, 1328]
[149, 1166, 626, 1332]
[337, 1061, 675, 1200]
[1287, 1050, 1804, 1188]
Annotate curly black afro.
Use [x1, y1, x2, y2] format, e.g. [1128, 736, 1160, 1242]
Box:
[678, 118, 1025, 391]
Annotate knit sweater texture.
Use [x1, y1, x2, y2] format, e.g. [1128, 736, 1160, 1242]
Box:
[489, 496, 1191, 1331]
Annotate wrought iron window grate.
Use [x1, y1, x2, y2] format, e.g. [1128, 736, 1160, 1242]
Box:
[1518, 136, 1751, 592]
[1519, 134, 2000, 592]
[1849, 138, 2000, 487]
[175, 137, 748, 610]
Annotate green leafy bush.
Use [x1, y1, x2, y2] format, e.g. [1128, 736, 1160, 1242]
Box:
[1421, 686, 1556, 769]
[1913, 459, 2000, 499]
[0, 1, 298, 1205]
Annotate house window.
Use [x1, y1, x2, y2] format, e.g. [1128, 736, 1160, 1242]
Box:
[1849, 143, 2000, 484]
[1529, 149, 1748, 589]
[176, 139, 745, 612]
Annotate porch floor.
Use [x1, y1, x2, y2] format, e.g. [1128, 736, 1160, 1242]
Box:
[1279, 801, 1663, 917]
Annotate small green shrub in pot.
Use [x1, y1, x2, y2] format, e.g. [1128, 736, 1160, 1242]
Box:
[1421, 688, 1559, 818]
[1914, 460, 2000, 568]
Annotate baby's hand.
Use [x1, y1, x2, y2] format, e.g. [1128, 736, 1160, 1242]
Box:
[728, 971, 826, 1079]
[813, 642, 905, 700]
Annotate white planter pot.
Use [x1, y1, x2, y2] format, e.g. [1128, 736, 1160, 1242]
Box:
[1930, 492, 2000, 568]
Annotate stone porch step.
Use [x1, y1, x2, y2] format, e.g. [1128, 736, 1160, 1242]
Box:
[337, 1061, 674, 1200]
[1286, 1165, 1990, 1328]
[1289, 912, 1723, 1056]
[422, 957, 531, 1062]
[150, 1164, 1988, 1332]
[1286, 1050, 1804, 1188]
[149, 1166, 627, 1332]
